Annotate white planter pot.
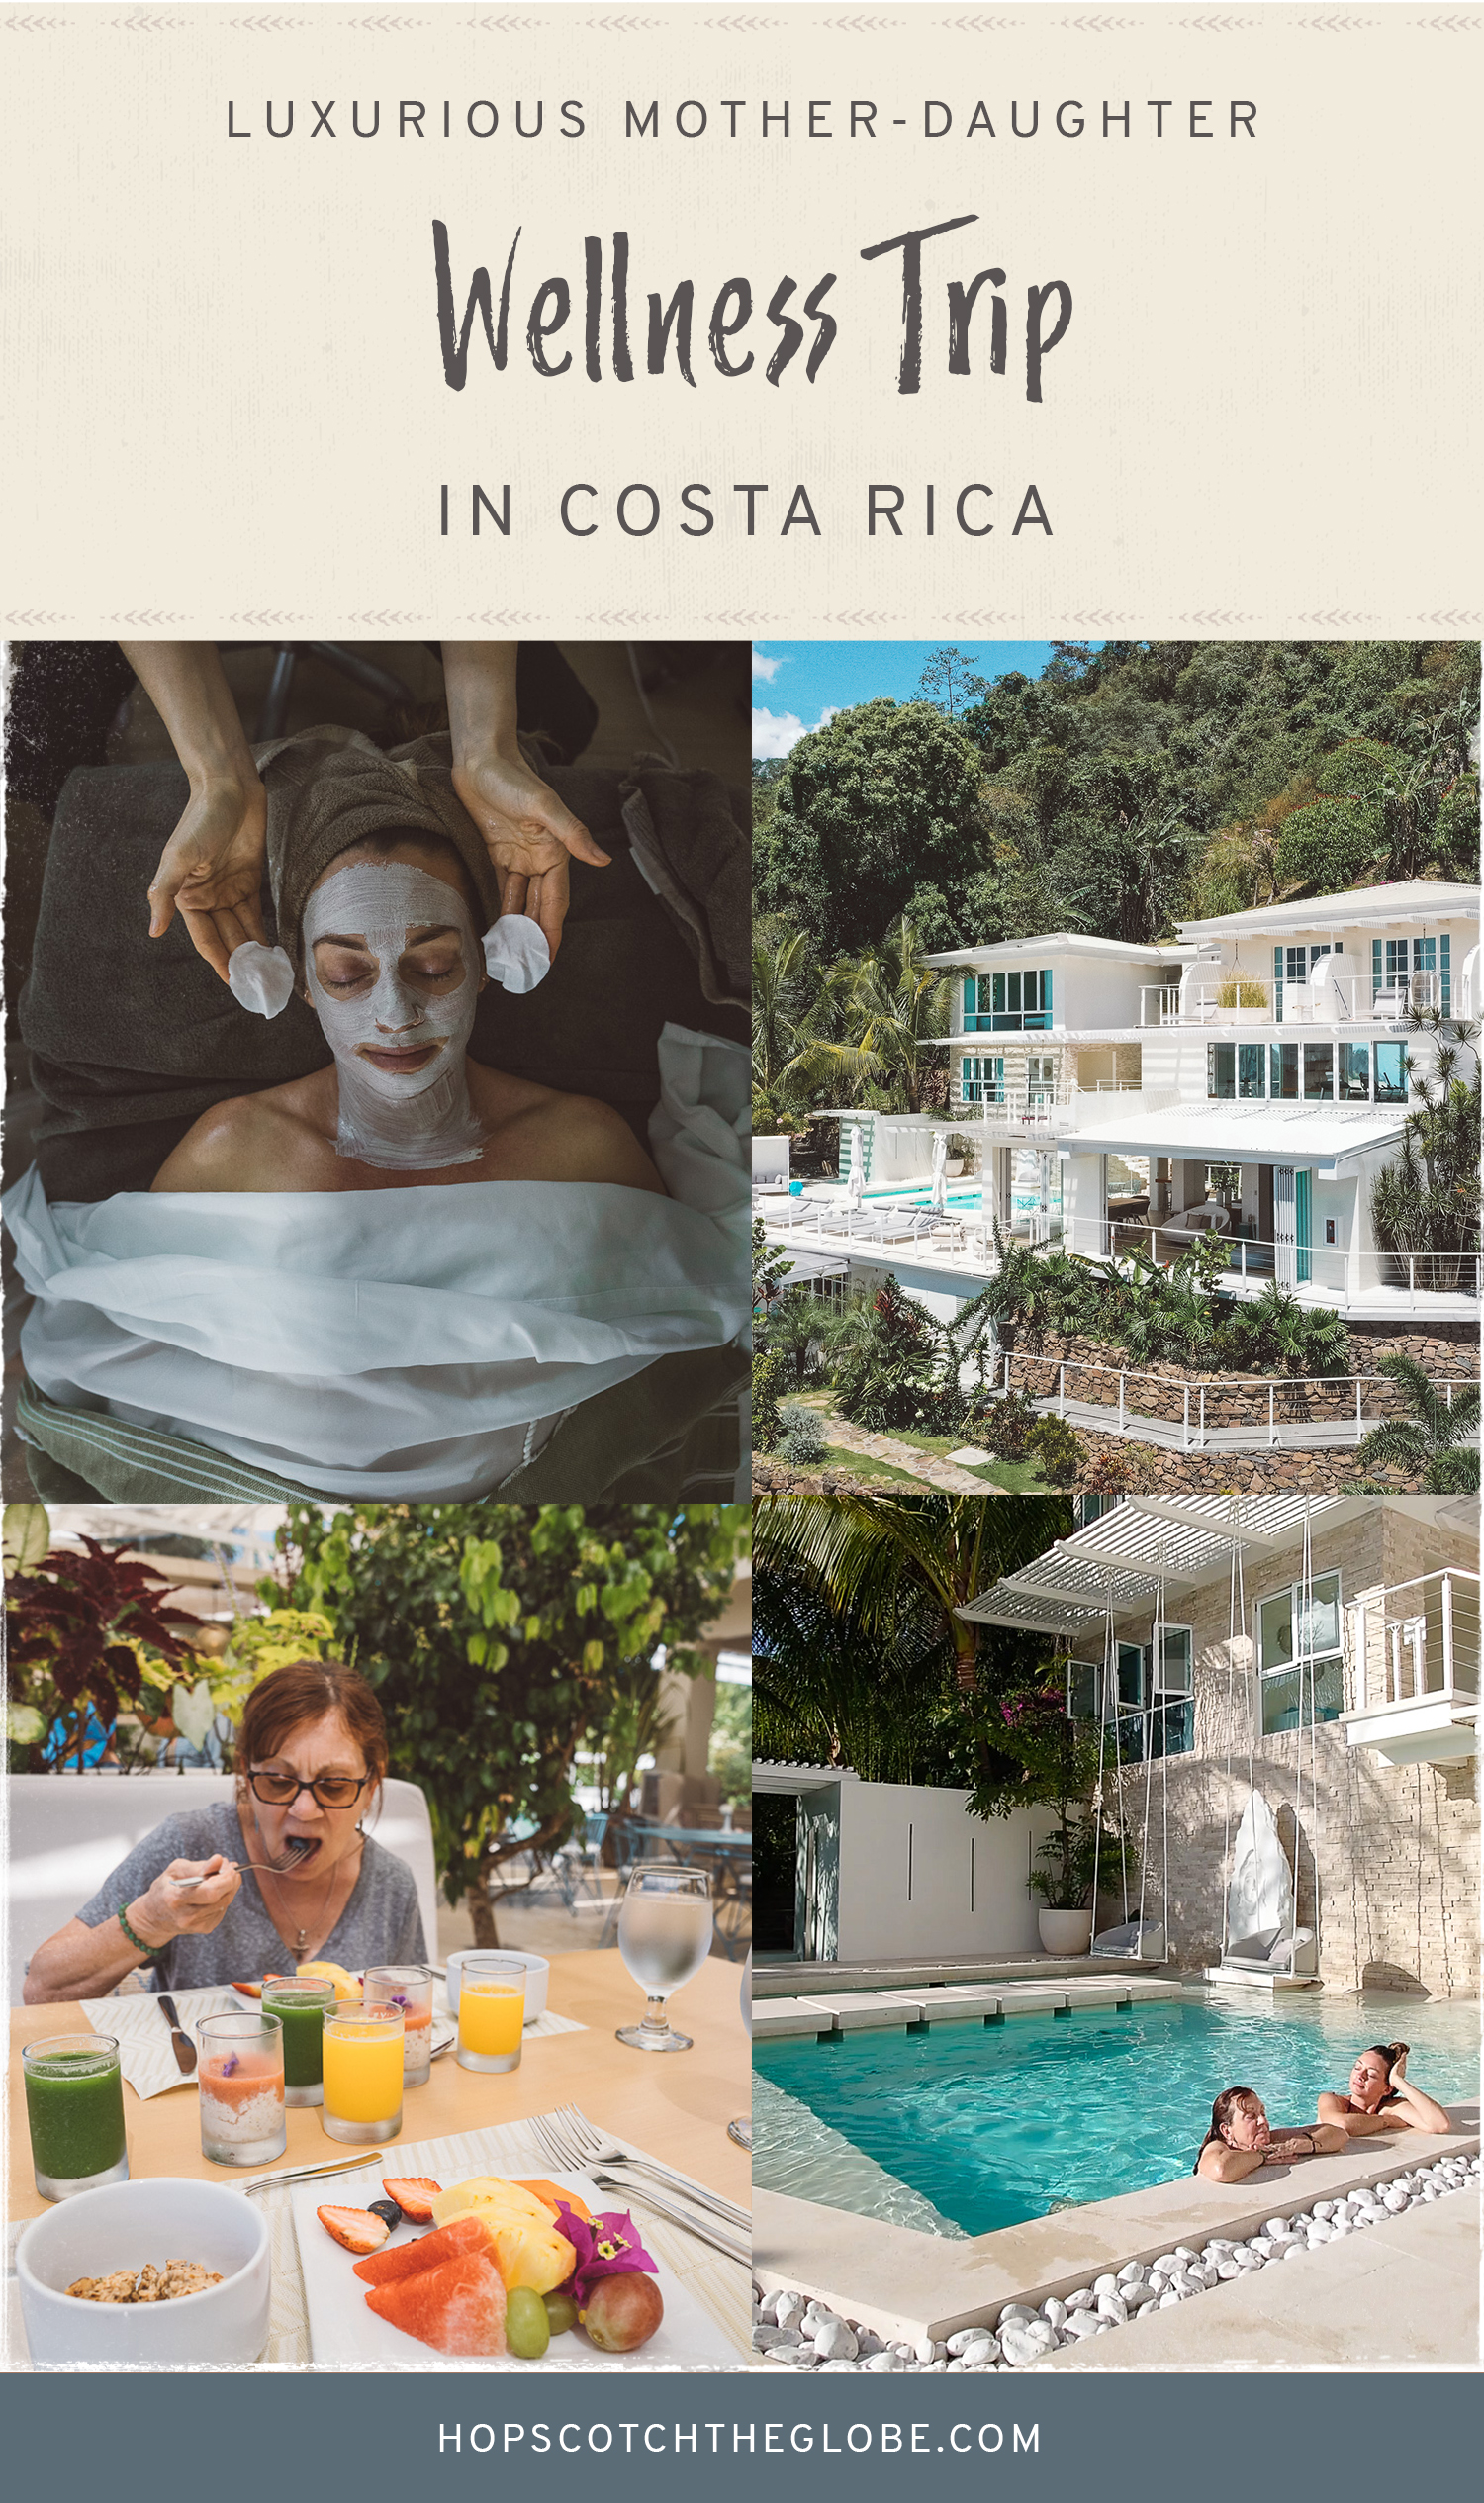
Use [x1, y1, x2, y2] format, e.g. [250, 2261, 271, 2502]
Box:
[1038, 1908, 1092, 1955]
[944, 1159, 965, 1178]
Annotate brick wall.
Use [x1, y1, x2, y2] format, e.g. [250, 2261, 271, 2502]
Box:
[1092, 1502, 1479, 1997]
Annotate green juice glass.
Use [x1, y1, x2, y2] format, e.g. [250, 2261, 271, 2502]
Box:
[261, 1978, 337, 2106]
[23, 2035, 129, 2202]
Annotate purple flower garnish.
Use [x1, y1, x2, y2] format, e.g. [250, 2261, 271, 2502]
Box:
[551, 2206, 657, 2305]
[391, 1993, 409, 2010]
[221, 2054, 239, 2078]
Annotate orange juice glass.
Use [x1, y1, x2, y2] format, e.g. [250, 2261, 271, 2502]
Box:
[456, 1955, 525, 2075]
[321, 2000, 405, 2144]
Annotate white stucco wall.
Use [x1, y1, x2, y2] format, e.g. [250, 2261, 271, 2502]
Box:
[832, 1783, 1057, 1961]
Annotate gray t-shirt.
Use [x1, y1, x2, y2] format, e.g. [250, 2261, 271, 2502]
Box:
[74, 1800, 425, 1994]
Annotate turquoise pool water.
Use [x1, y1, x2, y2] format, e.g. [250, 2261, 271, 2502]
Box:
[753, 1994, 1481, 2237]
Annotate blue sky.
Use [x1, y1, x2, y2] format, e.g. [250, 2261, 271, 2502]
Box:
[752, 640, 1066, 759]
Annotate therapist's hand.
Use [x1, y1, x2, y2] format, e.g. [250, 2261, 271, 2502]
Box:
[451, 746, 610, 961]
[130, 1855, 242, 1946]
[147, 776, 269, 982]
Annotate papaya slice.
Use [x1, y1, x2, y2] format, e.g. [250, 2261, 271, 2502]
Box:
[515, 2179, 596, 2226]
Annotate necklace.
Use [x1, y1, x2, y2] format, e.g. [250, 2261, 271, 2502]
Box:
[253, 1817, 362, 1958]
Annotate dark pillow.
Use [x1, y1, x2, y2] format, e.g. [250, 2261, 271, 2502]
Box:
[21, 761, 746, 1199]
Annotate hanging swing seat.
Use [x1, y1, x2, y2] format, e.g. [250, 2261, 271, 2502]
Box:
[1090, 1918, 1167, 1962]
[1205, 1922, 1320, 1989]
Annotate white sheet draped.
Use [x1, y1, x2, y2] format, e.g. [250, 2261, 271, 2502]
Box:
[6, 1025, 750, 1500]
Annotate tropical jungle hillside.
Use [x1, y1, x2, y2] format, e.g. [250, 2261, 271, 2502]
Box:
[753, 639, 1479, 1133]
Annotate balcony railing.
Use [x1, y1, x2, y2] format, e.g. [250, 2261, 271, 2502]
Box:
[1060, 1214, 1482, 1303]
[1139, 973, 1446, 1029]
[1347, 1572, 1480, 1713]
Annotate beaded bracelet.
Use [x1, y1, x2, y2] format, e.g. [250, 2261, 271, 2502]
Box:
[117, 1904, 161, 1962]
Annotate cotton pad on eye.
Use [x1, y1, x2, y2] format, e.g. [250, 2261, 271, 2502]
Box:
[483, 915, 551, 994]
[228, 941, 297, 1019]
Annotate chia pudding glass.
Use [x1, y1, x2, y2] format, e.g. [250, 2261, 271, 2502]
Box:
[364, 1965, 435, 2087]
[23, 2035, 129, 2202]
[197, 2012, 286, 2167]
[260, 1977, 337, 2106]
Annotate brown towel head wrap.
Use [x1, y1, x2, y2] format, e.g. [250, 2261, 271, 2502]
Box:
[255, 727, 503, 973]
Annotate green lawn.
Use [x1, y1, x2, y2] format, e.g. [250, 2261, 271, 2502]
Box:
[876, 1427, 1056, 1494]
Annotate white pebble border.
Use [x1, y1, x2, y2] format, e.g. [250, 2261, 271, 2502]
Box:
[752, 2153, 1481, 2370]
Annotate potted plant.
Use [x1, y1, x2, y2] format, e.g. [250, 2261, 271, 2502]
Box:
[1215, 974, 1270, 1026]
[991, 1682, 1137, 1957]
[946, 1133, 976, 1178]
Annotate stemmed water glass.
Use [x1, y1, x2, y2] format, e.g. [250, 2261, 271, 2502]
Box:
[614, 1863, 712, 2052]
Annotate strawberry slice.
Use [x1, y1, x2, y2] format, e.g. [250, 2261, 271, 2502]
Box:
[318, 2204, 392, 2256]
[381, 2176, 442, 2225]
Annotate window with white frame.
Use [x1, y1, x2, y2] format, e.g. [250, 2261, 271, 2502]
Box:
[1256, 1570, 1344, 1733]
[1066, 1628, 1193, 1757]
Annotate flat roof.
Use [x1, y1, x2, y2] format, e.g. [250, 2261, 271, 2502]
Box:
[1059, 1098, 1408, 1174]
[924, 933, 1185, 969]
[1177, 880, 1480, 942]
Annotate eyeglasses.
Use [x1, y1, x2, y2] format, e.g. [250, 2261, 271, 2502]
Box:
[247, 1769, 371, 1810]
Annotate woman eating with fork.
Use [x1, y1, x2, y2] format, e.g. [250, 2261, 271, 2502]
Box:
[22, 1661, 424, 2001]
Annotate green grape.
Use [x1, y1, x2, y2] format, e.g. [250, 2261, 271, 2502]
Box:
[506, 2285, 551, 2359]
[543, 2290, 579, 2337]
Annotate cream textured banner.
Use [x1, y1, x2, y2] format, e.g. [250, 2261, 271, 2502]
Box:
[1, 3, 1479, 635]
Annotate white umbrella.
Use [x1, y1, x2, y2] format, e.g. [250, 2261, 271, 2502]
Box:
[930, 1128, 949, 1215]
[846, 1124, 865, 1210]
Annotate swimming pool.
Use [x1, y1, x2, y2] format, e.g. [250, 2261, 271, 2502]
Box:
[753, 1993, 1481, 2238]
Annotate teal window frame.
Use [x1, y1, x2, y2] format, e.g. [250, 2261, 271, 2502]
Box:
[1337, 1042, 1370, 1101]
[1208, 1043, 1237, 1099]
[1302, 1044, 1335, 1101]
[1295, 1167, 1312, 1284]
[1270, 1043, 1299, 1100]
[1238, 1044, 1265, 1099]
[1373, 1039, 1408, 1104]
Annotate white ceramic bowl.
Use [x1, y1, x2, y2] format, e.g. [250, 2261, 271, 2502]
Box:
[18, 2177, 271, 2365]
[443, 1949, 549, 2024]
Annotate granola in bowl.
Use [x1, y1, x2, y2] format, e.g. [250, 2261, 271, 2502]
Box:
[65, 2260, 225, 2303]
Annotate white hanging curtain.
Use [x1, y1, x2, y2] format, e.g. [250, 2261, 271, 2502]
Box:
[1225, 1790, 1295, 1946]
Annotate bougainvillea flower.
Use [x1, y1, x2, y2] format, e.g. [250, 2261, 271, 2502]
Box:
[552, 2204, 657, 2304]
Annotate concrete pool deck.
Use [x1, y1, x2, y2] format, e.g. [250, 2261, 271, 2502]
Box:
[753, 2105, 1480, 2347]
[754, 1975, 1186, 2038]
[1040, 2188, 1479, 2368]
[754, 1954, 1160, 2000]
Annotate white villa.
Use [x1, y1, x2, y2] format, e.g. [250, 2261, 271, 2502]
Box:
[758, 881, 1481, 1329]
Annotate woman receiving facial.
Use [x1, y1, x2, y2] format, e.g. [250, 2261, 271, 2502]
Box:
[1317, 2045, 1451, 2139]
[151, 833, 664, 1195]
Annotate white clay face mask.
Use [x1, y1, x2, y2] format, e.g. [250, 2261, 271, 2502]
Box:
[302, 860, 487, 1170]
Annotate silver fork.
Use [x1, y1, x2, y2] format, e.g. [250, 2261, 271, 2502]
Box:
[175, 1839, 316, 1890]
[529, 2102, 751, 2234]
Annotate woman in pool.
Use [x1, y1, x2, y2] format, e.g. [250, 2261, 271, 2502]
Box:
[1195, 2088, 1347, 2182]
[23, 1660, 423, 2002]
[1316, 2044, 1451, 2140]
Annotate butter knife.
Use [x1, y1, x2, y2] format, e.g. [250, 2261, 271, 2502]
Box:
[156, 1993, 198, 2077]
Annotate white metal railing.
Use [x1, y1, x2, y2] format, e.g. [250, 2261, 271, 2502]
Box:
[1139, 973, 1446, 1030]
[991, 1350, 1480, 1453]
[1348, 1572, 1480, 1714]
[1060, 1215, 1482, 1304]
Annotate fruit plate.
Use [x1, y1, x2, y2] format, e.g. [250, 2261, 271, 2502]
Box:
[289, 2150, 729, 2368]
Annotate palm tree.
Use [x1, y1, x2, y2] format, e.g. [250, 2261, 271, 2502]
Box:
[1369, 1014, 1481, 1290]
[751, 922, 881, 1129]
[754, 1488, 1072, 1696]
[841, 916, 953, 1114]
[1357, 1355, 1480, 1494]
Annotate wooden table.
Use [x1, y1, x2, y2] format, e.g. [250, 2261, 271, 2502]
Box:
[8, 1952, 751, 2224]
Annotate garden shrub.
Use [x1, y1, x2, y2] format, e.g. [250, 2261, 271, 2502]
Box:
[777, 1401, 828, 1467]
[752, 1347, 787, 1453]
[1027, 1413, 1080, 1488]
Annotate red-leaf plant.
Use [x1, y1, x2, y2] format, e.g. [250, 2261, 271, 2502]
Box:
[6, 1538, 197, 1771]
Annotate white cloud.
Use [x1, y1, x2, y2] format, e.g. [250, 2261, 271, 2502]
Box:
[752, 649, 785, 684]
[753, 705, 837, 760]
